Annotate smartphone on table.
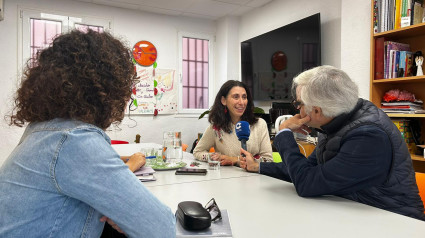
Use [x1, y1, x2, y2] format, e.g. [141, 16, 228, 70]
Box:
[175, 168, 207, 175]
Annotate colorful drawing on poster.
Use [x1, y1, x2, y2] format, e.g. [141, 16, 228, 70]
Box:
[126, 65, 177, 115]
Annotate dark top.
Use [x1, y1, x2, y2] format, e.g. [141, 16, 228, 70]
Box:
[260, 99, 425, 221]
[261, 126, 391, 196]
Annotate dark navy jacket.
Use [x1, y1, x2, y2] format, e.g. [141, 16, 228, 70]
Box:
[260, 99, 425, 221]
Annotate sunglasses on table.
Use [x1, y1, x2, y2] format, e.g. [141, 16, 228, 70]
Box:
[204, 198, 222, 222]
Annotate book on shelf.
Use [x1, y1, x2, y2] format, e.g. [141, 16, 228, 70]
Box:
[382, 100, 424, 106]
[412, 0, 424, 25]
[400, 0, 412, 27]
[375, 37, 385, 79]
[406, 52, 414, 76]
[374, 0, 380, 33]
[381, 105, 423, 109]
[384, 41, 410, 79]
[398, 51, 413, 77]
[395, 0, 402, 29]
[383, 109, 425, 113]
[394, 50, 400, 78]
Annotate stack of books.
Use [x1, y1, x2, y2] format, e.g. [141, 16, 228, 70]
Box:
[374, 39, 413, 80]
[381, 100, 425, 114]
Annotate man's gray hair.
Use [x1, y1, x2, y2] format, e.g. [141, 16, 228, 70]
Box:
[292, 65, 359, 118]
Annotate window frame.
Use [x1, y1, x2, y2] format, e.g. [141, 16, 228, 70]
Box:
[17, 8, 112, 82]
[177, 31, 214, 114]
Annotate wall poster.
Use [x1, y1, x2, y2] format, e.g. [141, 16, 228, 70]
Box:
[128, 65, 177, 115]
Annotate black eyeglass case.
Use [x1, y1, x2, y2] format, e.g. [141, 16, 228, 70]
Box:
[176, 201, 211, 230]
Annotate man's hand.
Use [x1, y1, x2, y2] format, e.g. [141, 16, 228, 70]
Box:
[279, 114, 312, 135]
[239, 148, 259, 172]
[100, 216, 125, 234]
[124, 152, 146, 172]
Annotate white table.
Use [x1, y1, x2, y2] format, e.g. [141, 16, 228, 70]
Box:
[113, 143, 259, 187]
[113, 144, 425, 238]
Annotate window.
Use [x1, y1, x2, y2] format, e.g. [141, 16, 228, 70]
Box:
[18, 9, 111, 74]
[178, 32, 214, 114]
[29, 19, 61, 67]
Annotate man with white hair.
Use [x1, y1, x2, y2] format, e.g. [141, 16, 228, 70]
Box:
[240, 65, 425, 221]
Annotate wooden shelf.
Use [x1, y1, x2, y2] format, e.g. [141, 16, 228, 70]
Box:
[374, 22, 425, 39]
[411, 154, 425, 162]
[372, 76, 425, 84]
[386, 114, 425, 118]
[370, 0, 425, 172]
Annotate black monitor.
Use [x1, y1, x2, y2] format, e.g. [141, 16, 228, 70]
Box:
[241, 13, 321, 101]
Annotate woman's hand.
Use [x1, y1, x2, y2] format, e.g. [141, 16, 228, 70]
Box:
[123, 152, 146, 172]
[239, 148, 259, 172]
[217, 153, 238, 166]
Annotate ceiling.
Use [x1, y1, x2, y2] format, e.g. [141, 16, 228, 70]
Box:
[73, 0, 274, 20]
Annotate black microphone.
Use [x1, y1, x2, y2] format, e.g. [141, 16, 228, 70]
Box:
[235, 121, 250, 151]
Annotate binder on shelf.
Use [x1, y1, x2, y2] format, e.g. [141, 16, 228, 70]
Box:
[395, 0, 402, 29]
[375, 37, 385, 79]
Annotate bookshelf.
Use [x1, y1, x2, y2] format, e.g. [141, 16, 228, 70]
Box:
[370, 0, 425, 172]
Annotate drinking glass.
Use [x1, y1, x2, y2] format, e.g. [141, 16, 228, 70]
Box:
[141, 147, 155, 166]
[163, 131, 183, 165]
[208, 152, 220, 170]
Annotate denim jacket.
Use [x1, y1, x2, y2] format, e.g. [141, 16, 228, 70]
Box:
[0, 119, 176, 237]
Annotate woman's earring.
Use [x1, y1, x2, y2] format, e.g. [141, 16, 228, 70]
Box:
[224, 107, 228, 113]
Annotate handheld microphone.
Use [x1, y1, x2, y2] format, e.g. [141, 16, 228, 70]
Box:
[235, 121, 250, 151]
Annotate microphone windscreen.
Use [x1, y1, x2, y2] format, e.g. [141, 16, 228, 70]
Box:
[235, 121, 250, 141]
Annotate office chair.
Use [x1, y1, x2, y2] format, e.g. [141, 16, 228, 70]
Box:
[415, 172, 425, 212]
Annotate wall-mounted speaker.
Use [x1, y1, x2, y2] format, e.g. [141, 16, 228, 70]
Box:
[0, 0, 3, 21]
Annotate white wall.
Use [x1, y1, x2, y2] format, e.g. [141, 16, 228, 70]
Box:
[239, 0, 371, 109]
[0, 0, 371, 166]
[0, 0, 215, 165]
[341, 0, 371, 99]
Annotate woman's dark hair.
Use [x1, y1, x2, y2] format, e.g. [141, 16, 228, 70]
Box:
[208, 80, 258, 133]
[9, 30, 136, 129]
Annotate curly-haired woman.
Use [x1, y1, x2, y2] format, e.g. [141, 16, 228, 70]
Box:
[0, 30, 175, 237]
[193, 80, 273, 166]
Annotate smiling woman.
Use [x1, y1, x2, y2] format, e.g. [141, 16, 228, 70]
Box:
[193, 80, 273, 166]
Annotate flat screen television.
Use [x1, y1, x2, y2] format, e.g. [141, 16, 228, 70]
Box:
[241, 13, 321, 101]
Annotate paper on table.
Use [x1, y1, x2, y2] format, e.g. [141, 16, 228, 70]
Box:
[136, 174, 157, 182]
[176, 209, 233, 237]
[134, 166, 155, 176]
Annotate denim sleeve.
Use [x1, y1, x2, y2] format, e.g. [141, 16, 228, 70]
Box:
[275, 125, 392, 197]
[54, 128, 176, 238]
